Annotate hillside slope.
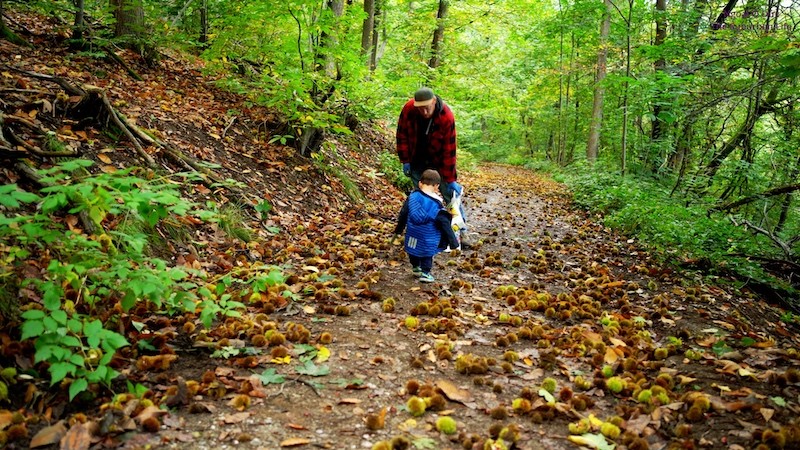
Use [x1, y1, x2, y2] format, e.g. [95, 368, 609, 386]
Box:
[2, 11, 800, 450]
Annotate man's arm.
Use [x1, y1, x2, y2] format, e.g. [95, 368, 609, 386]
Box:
[433, 105, 458, 183]
[396, 100, 414, 163]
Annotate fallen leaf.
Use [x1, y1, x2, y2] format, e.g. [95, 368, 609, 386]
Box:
[567, 433, 614, 450]
[135, 406, 168, 424]
[29, 420, 67, 448]
[287, 423, 307, 430]
[435, 379, 472, 403]
[315, 346, 330, 362]
[280, 437, 311, 447]
[760, 408, 774, 421]
[59, 422, 91, 450]
[222, 412, 250, 424]
[97, 153, 112, 164]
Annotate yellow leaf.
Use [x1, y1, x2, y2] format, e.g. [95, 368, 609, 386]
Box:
[271, 355, 291, 364]
[302, 305, 316, 314]
[604, 347, 620, 364]
[97, 153, 112, 164]
[280, 437, 311, 447]
[316, 346, 330, 363]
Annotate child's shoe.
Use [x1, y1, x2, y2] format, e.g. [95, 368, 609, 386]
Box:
[412, 266, 423, 276]
[418, 272, 435, 283]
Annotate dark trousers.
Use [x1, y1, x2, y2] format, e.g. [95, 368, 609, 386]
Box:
[409, 254, 433, 273]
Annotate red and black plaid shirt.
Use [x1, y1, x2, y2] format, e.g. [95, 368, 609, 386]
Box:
[396, 97, 458, 183]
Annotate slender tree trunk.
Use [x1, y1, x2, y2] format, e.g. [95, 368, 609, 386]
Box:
[586, 0, 611, 162]
[72, 0, 86, 42]
[428, 0, 448, 68]
[620, 0, 634, 175]
[556, 0, 566, 164]
[361, 0, 375, 57]
[199, 0, 208, 45]
[651, 0, 667, 143]
[369, 0, 382, 71]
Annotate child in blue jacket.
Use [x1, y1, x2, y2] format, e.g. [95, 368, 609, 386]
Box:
[394, 169, 459, 283]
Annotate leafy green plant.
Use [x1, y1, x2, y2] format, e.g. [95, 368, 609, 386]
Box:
[378, 150, 413, 193]
[0, 160, 292, 399]
[21, 308, 128, 400]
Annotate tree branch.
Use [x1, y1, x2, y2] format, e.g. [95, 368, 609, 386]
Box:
[711, 183, 800, 212]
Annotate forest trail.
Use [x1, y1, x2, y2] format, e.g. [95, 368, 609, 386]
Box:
[112, 164, 800, 450]
[2, 19, 799, 448]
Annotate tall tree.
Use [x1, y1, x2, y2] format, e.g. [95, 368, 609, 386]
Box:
[586, 0, 611, 161]
[361, 0, 375, 58]
[651, 0, 667, 142]
[429, 0, 448, 68]
[110, 0, 145, 39]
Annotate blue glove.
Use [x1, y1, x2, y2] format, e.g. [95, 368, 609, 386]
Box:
[448, 181, 462, 196]
[402, 163, 411, 177]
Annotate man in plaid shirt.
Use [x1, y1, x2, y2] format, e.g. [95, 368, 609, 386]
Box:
[396, 87, 462, 205]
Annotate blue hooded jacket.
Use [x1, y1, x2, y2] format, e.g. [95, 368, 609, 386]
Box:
[402, 190, 458, 257]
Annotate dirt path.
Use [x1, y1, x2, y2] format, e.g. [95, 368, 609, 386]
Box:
[128, 164, 798, 450]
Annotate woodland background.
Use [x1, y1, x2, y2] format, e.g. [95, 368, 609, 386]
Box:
[0, 1, 799, 446]
[2, 0, 799, 302]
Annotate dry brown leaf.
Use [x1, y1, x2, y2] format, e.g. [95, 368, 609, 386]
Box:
[0, 410, 13, 430]
[59, 422, 91, 450]
[222, 412, 250, 424]
[435, 379, 472, 403]
[30, 420, 67, 448]
[97, 153, 112, 164]
[760, 408, 775, 422]
[287, 423, 308, 430]
[135, 405, 168, 424]
[338, 398, 361, 404]
[280, 437, 311, 447]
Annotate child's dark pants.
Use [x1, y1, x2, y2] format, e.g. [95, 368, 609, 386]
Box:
[409, 255, 433, 273]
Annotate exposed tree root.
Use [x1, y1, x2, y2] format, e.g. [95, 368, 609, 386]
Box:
[1, 64, 260, 215]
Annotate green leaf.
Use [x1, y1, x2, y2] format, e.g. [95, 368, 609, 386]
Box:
[538, 388, 555, 403]
[295, 361, 330, 377]
[411, 437, 438, 449]
[739, 337, 756, 347]
[69, 378, 88, 400]
[21, 310, 46, 320]
[43, 289, 62, 311]
[771, 396, 786, 407]
[49, 361, 77, 384]
[51, 309, 68, 325]
[21, 320, 44, 341]
[256, 368, 286, 385]
[568, 433, 615, 450]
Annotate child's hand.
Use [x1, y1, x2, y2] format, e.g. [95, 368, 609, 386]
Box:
[390, 234, 403, 246]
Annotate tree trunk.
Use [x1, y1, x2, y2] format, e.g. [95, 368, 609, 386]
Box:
[71, 0, 86, 42]
[361, 0, 375, 57]
[651, 0, 667, 143]
[199, 0, 208, 45]
[586, 0, 611, 162]
[428, 0, 448, 69]
[323, 0, 345, 79]
[110, 0, 145, 38]
[369, 0, 383, 71]
[0, 0, 29, 46]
